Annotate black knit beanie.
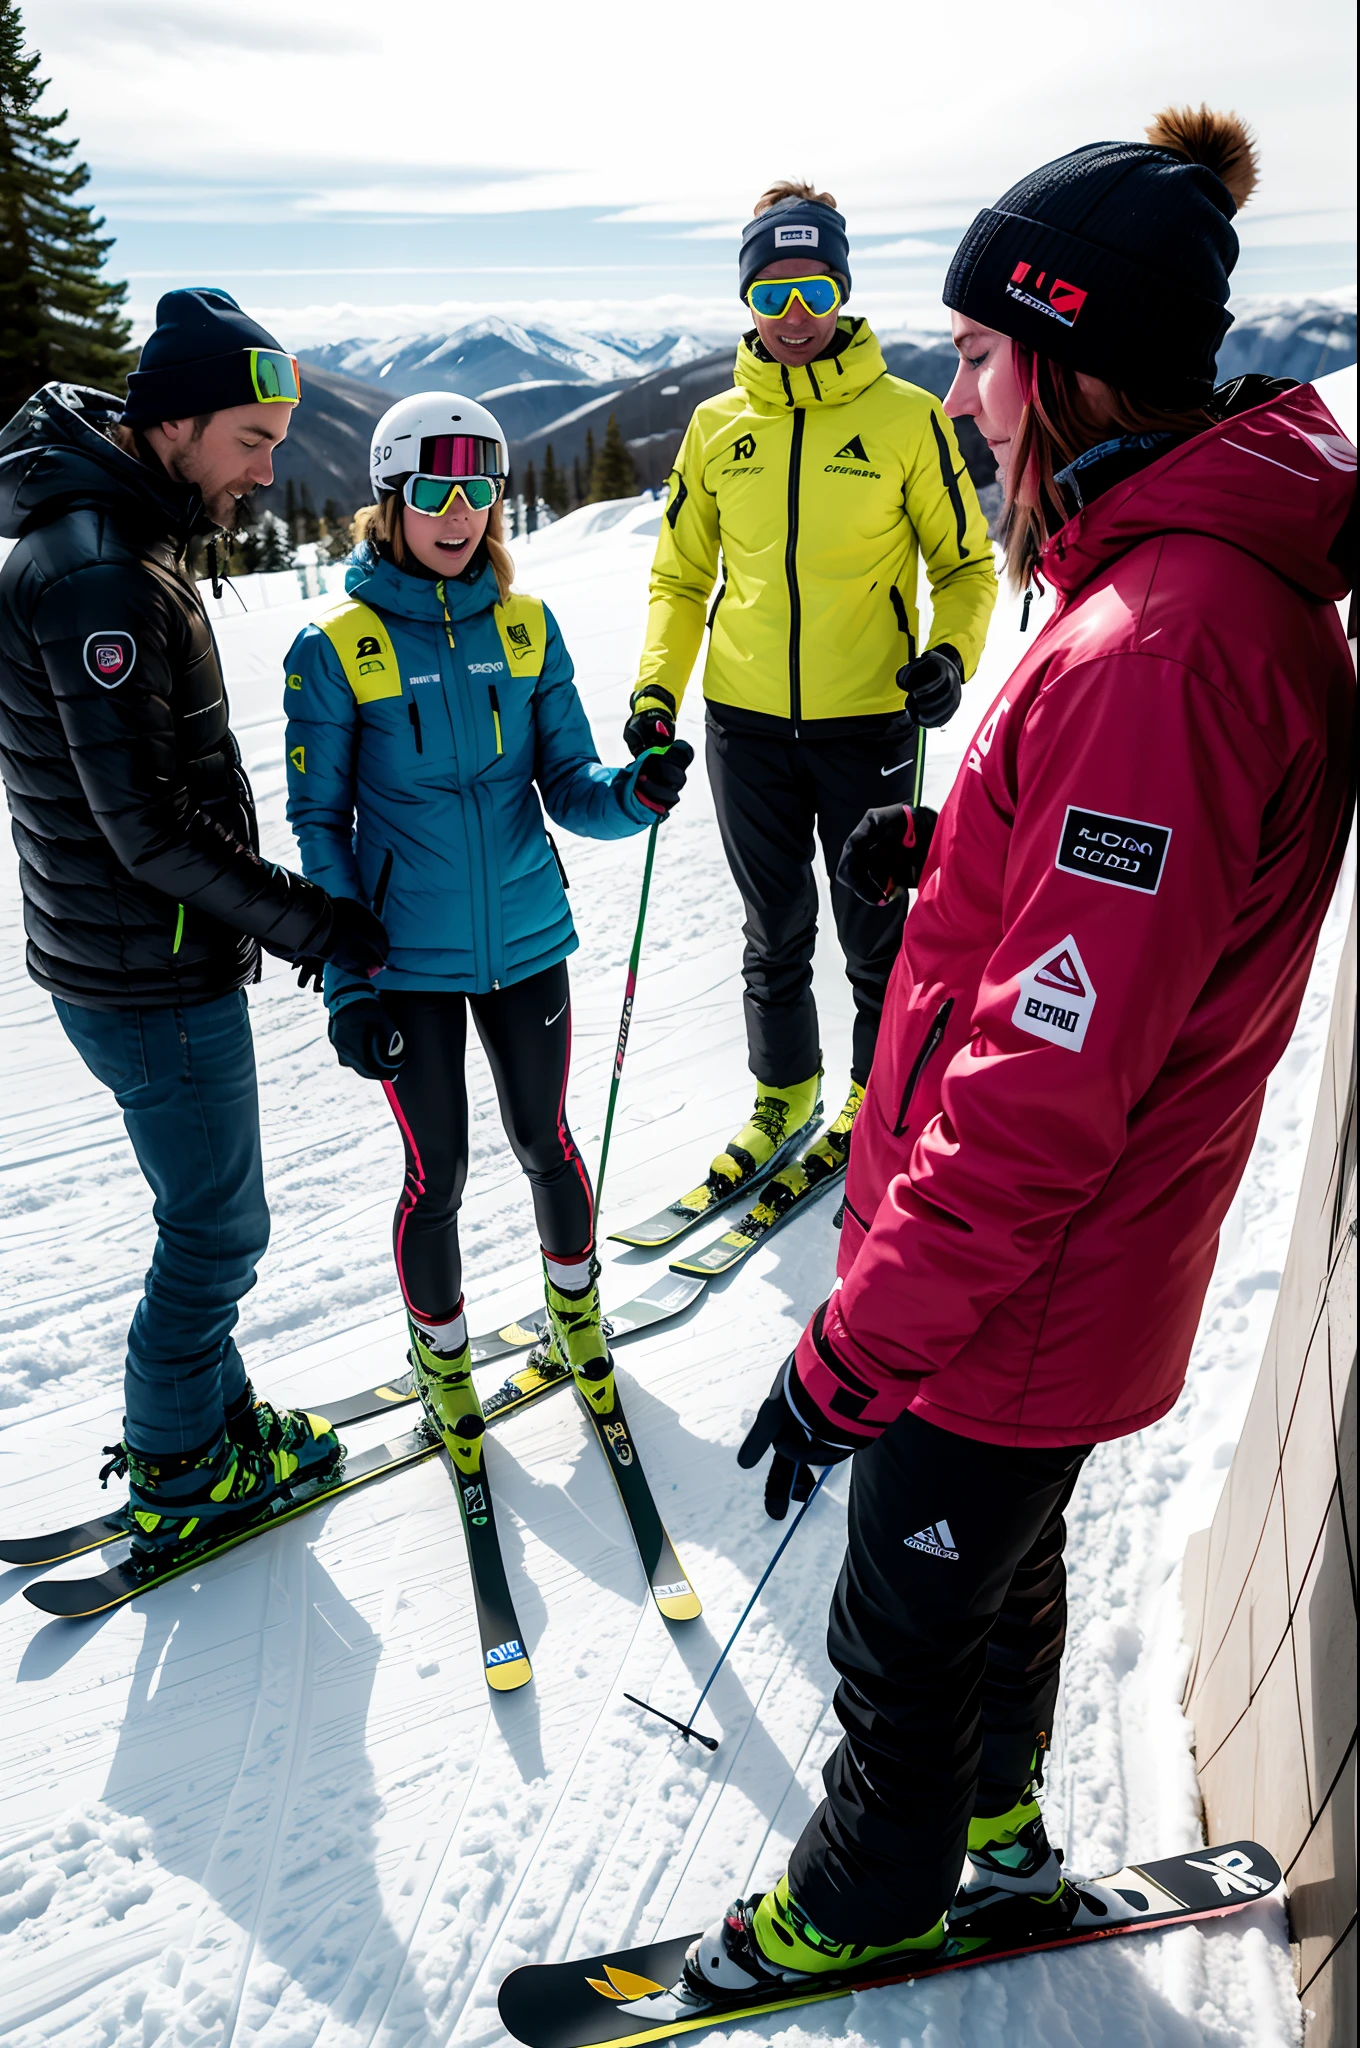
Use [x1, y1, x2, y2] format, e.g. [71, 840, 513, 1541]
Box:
[123, 288, 297, 424]
[944, 112, 1257, 404]
[739, 197, 852, 301]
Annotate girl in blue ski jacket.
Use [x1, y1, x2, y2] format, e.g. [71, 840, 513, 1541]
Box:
[284, 392, 690, 1424]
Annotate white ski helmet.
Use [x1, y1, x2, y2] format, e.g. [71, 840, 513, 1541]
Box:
[368, 390, 509, 500]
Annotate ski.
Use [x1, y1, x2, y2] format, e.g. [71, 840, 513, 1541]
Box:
[577, 1379, 701, 1624]
[439, 1421, 533, 1693]
[497, 1841, 1283, 2048]
[606, 1114, 822, 1250]
[669, 1161, 846, 1279]
[20, 1427, 443, 1619]
[311, 1273, 709, 1430]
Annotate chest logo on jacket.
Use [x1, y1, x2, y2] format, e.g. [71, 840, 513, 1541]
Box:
[826, 434, 882, 480]
[354, 634, 388, 679]
[505, 623, 533, 657]
[1057, 807, 1171, 893]
[83, 631, 136, 688]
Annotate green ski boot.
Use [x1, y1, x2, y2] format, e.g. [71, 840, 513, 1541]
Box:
[107, 1415, 340, 1571]
[685, 1871, 944, 2001]
[797, 1078, 864, 1185]
[224, 1379, 342, 1477]
[542, 1258, 615, 1418]
[408, 1318, 484, 1453]
[949, 1774, 1078, 1941]
[708, 1071, 822, 1198]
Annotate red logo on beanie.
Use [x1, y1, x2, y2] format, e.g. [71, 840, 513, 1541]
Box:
[1007, 262, 1088, 328]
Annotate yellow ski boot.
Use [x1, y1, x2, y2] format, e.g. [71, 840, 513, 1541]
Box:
[708, 1071, 822, 1199]
[542, 1258, 615, 1418]
[686, 1871, 944, 1999]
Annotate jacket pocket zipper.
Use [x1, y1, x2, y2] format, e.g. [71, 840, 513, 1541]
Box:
[372, 849, 394, 918]
[893, 997, 954, 1135]
[408, 701, 423, 753]
[488, 683, 503, 756]
[546, 831, 570, 890]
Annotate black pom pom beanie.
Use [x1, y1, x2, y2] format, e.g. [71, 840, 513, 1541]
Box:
[944, 140, 1244, 404]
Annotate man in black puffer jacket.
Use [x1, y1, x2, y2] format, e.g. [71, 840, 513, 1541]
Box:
[0, 287, 389, 1559]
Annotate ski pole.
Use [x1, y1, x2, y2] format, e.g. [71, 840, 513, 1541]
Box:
[593, 798, 661, 1222]
[626, 1465, 830, 1750]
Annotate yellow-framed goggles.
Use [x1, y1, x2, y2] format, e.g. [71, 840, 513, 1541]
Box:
[746, 275, 843, 319]
[247, 349, 302, 403]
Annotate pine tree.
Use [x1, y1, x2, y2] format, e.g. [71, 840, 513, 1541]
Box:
[582, 428, 596, 494]
[523, 459, 538, 535]
[540, 442, 568, 517]
[571, 454, 584, 507]
[588, 413, 638, 502]
[0, 1, 134, 420]
[321, 496, 353, 561]
[299, 481, 320, 544]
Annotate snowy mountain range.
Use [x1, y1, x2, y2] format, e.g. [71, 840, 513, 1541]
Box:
[301, 316, 718, 401]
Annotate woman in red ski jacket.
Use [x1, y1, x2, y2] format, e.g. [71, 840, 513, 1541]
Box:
[690, 108, 1356, 1996]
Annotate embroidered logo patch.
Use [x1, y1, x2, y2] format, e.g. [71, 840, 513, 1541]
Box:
[904, 1519, 959, 1561]
[83, 631, 136, 687]
[774, 223, 818, 248]
[1013, 936, 1096, 1052]
[1056, 807, 1171, 894]
[1006, 262, 1088, 328]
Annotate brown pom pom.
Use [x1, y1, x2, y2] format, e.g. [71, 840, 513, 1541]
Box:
[1145, 105, 1259, 211]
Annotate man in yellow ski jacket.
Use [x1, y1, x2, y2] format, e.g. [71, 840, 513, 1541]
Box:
[622, 180, 996, 1233]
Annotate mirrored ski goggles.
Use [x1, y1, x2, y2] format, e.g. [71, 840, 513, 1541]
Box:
[418, 432, 504, 478]
[403, 472, 505, 516]
[247, 349, 302, 403]
[746, 275, 843, 319]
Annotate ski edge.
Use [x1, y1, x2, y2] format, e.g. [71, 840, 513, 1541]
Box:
[606, 1111, 824, 1249]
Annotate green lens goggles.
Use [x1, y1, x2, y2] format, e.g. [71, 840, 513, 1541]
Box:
[746, 275, 843, 320]
[247, 348, 301, 403]
[403, 473, 504, 516]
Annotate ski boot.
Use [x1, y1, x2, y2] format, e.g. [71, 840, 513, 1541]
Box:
[408, 1316, 490, 1483]
[541, 1258, 615, 1418]
[224, 1378, 340, 1477]
[707, 1072, 822, 1201]
[948, 1776, 1078, 1942]
[104, 1415, 340, 1572]
[797, 1078, 863, 1186]
[685, 1871, 944, 2003]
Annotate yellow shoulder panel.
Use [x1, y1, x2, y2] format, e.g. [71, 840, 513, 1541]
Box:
[316, 599, 403, 704]
[494, 593, 547, 679]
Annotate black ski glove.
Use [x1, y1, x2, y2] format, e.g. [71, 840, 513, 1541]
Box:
[623, 686, 678, 759]
[328, 997, 405, 1080]
[897, 644, 964, 728]
[738, 1352, 861, 1521]
[294, 894, 390, 993]
[837, 802, 937, 908]
[629, 737, 694, 818]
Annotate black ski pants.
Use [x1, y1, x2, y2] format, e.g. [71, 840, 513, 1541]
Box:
[380, 965, 592, 1324]
[705, 714, 919, 1089]
[788, 1411, 1091, 1944]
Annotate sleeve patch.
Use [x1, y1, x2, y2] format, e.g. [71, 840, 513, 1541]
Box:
[1057, 807, 1170, 894]
[1013, 935, 1096, 1052]
[83, 631, 136, 687]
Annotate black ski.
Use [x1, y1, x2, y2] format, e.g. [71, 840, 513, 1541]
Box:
[670, 1161, 846, 1279]
[577, 1379, 701, 1623]
[21, 1427, 442, 1618]
[497, 1842, 1284, 2048]
[438, 1415, 532, 1692]
[607, 1114, 822, 1250]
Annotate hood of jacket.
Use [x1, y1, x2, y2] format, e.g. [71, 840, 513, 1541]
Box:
[733, 315, 889, 415]
[1043, 382, 1356, 605]
[344, 541, 499, 623]
[0, 382, 204, 549]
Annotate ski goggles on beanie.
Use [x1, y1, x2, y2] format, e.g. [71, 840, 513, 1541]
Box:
[403, 473, 504, 516]
[746, 275, 843, 319]
[124, 346, 301, 423]
[247, 349, 301, 402]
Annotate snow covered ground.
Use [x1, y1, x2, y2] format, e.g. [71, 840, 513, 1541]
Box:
[1, 374, 1353, 2046]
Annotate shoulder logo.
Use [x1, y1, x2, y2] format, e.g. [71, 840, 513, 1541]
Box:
[834, 434, 869, 463]
[1013, 935, 1096, 1051]
[505, 621, 532, 652]
[904, 1519, 959, 1561]
[1006, 262, 1088, 328]
[1057, 807, 1170, 894]
[83, 631, 136, 688]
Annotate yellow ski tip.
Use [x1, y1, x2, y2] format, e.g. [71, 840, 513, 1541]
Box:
[498, 1321, 543, 1346]
[374, 1383, 409, 1403]
[485, 1654, 533, 1692]
[656, 1589, 702, 1622]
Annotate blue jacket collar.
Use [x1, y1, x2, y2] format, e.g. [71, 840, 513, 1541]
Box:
[344, 542, 499, 622]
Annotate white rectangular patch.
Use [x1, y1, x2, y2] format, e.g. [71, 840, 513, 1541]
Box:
[774, 223, 818, 247]
[1012, 935, 1096, 1052]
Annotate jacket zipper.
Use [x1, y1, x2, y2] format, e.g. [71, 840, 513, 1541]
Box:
[488, 683, 503, 756]
[893, 997, 954, 1135]
[408, 700, 423, 753]
[372, 849, 394, 917]
[785, 408, 805, 733]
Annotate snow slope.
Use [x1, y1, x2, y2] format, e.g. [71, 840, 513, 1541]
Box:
[1, 378, 1353, 2044]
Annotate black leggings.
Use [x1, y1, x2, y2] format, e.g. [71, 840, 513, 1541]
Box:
[788, 1411, 1091, 1944]
[380, 964, 593, 1323]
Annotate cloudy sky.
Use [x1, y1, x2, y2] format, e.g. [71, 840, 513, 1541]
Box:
[26, 0, 1358, 346]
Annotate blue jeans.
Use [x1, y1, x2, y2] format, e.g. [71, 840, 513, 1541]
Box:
[54, 991, 270, 1455]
